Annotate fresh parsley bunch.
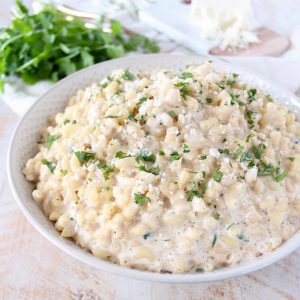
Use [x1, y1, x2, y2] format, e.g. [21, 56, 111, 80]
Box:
[0, 1, 159, 92]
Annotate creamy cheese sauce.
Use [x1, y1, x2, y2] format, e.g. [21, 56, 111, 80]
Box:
[23, 62, 300, 273]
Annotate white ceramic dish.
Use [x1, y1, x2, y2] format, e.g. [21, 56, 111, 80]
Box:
[7, 54, 300, 283]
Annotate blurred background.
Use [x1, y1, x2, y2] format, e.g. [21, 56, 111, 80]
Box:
[1, 0, 300, 115]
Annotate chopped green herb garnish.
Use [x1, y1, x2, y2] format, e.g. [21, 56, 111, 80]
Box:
[246, 134, 255, 142]
[257, 164, 274, 176]
[115, 151, 127, 159]
[251, 143, 265, 159]
[233, 144, 244, 159]
[206, 98, 213, 104]
[175, 82, 189, 99]
[105, 115, 122, 119]
[137, 97, 147, 107]
[245, 109, 256, 129]
[229, 93, 240, 105]
[187, 190, 200, 202]
[45, 134, 61, 150]
[247, 88, 257, 102]
[169, 151, 181, 162]
[265, 94, 273, 102]
[288, 157, 295, 162]
[274, 170, 287, 182]
[128, 112, 138, 122]
[168, 111, 177, 118]
[134, 193, 150, 206]
[199, 154, 207, 160]
[136, 150, 156, 163]
[97, 162, 115, 181]
[213, 212, 220, 220]
[159, 150, 165, 156]
[143, 232, 152, 240]
[226, 78, 236, 87]
[138, 165, 160, 175]
[218, 148, 230, 155]
[63, 119, 70, 125]
[180, 72, 193, 79]
[75, 151, 95, 165]
[122, 69, 134, 80]
[183, 144, 190, 153]
[240, 152, 252, 163]
[212, 169, 223, 182]
[41, 159, 56, 173]
[212, 234, 217, 248]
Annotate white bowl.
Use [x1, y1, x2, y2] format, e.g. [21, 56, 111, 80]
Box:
[7, 54, 300, 283]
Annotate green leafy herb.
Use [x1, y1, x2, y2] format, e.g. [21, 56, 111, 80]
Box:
[134, 193, 150, 206]
[218, 148, 230, 155]
[247, 88, 257, 102]
[159, 150, 165, 156]
[206, 98, 213, 104]
[169, 151, 181, 162]
[105, 115, 122, 119]
[246, 133, 255, 142]
[138, 165, 160, 175]
[41, 159, 56, 173]
[0, 2, 159, 91]
[274, 170, 287, 182]
[136, 150, 156, 163]
[257, 164, 274, 176]
[75, 151, 95, 165]
[199, 154, 207, 160]
[288, 157, 295, 162]
[265, 94, 273, 102]
[137, 97, 147, 107]
[237, 234, 249, 242]
[183, 144, 190, 153]
[229, 93, 240, 105]
[240, 152, 253, 163]
[213, 212, 220, 220]
[115, 151, 127, 159]
[143, 232, 152, 240]
[212, 234, 217, 248]
[245, 109, 256, 129]
[128, 112, 137, 122]
[122, 69, 134, 80]
[168, 111, 177, 118]
[251, 143, 265, 159]
[97, 162, 115, 181]
[63, 119, 70, 125]
[233, 144, 244, 159]
[226, 78, 236, 87]
[45, 134, 61, 150]
[212, 169, 223, 182]
[187, 190, 200, 202]
[180, 72, 193, 79]
[175, 82, 189, 99]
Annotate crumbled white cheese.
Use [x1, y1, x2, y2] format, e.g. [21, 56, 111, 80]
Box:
[191, 0, 259, 50]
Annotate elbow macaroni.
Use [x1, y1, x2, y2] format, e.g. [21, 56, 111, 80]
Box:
[23, 62, 300, 274]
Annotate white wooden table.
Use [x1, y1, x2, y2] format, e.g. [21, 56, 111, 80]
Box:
[1, 1, 300, 299]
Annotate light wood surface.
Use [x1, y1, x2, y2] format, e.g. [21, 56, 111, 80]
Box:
[1, 1, 300, 299]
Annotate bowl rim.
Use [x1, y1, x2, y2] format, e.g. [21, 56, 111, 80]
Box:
[7, 53, 300, 283]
